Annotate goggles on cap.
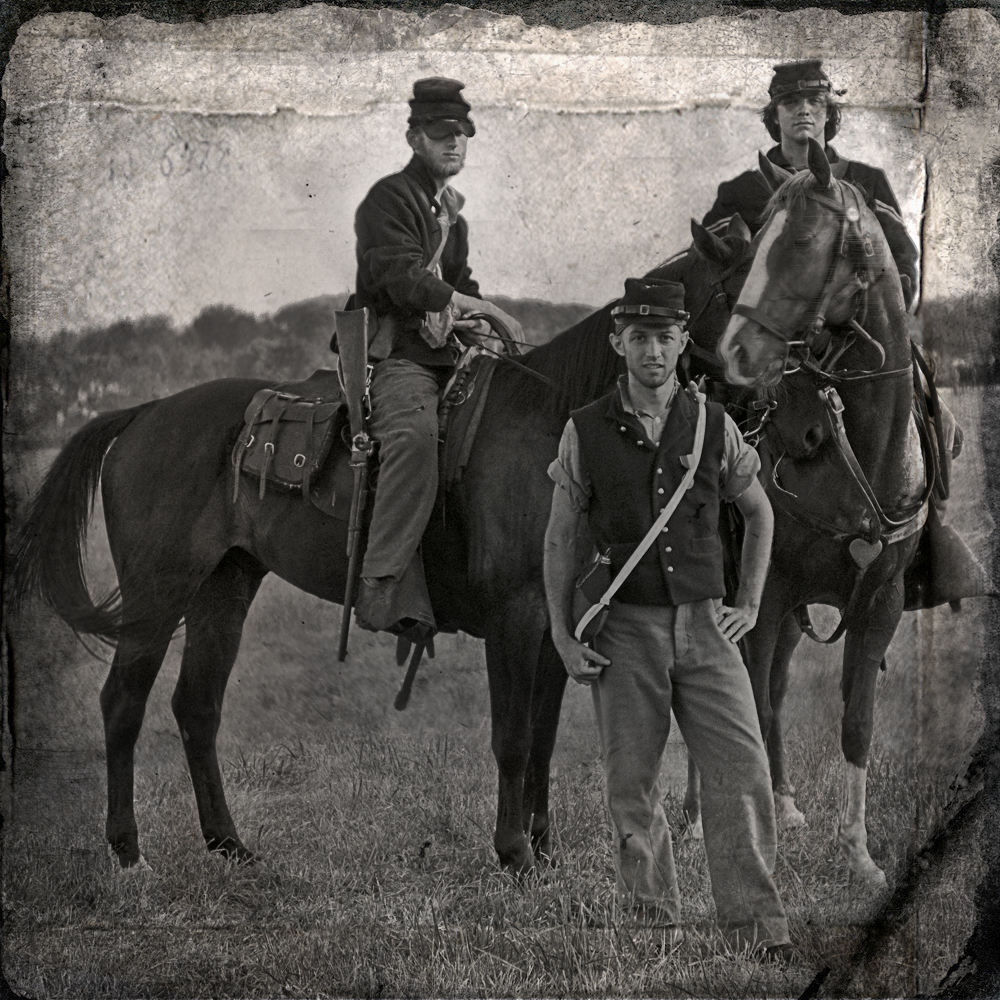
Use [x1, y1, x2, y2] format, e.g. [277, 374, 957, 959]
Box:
[420, 118, 476, 140]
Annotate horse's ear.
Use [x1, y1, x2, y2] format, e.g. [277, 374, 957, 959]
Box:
[690, 219, 732, 264]
[807, 137, 832, 189]
[726, 213, 751, 244]
[758, 151, 792, 191]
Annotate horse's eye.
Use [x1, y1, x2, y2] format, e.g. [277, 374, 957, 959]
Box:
[794, 234, 814, 248]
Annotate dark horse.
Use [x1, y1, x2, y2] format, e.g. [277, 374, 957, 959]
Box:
[717, 141, 933, 887]
[12, 218, 753, 873]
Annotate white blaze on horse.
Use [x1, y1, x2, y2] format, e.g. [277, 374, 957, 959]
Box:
[717, 138, 945, 888]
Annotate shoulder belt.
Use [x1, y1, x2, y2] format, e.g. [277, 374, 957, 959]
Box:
[574, 387, 707, 641]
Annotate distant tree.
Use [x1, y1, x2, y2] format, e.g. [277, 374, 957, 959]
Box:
[272, 294, 348, 347]
[185, 305, 273, 352]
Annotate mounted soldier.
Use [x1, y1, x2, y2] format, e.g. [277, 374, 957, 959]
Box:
[703, 60, 920, 311]
[349, 77, 524, 639]
[703, 60, 981, 611]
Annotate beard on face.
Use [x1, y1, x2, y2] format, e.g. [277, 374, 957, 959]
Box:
[410, 132, 467, 179]
[429, 155, 465, 179]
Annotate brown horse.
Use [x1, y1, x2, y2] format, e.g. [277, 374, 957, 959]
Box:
[12, 218, 753, 873]
[717, 140, 933, 886]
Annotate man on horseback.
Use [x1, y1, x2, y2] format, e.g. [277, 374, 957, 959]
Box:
[706, 61, 971, 598]
[350, 77, 523, 638]
[703, 60, 920, 310]
[543, 278, 792, 959]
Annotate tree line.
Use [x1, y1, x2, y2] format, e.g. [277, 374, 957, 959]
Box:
[6, 290, 993, 450]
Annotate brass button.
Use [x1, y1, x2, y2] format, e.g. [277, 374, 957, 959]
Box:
[657, 487, 664, 494]
[667, 566, 674, 572]
[665, 546, 672, 553]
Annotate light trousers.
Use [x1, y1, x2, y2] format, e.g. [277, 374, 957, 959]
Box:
[592, 597, 790, 950]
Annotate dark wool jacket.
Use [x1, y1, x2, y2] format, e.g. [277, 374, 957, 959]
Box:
[571, 387, 728, 607]
[702, 145, 919, 309]
[354, 156, 481, 367]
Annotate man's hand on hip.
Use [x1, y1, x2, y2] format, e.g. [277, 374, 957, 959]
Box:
[715, 603, 758, 643]
[553, 632, 611, 686]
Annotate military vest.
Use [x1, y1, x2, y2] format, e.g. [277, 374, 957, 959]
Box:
[571, 384, 727, 606]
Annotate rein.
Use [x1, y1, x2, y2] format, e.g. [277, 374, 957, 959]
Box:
[732, 180, 886, 380]
[460, 312, 562, 394]
[736, 178, 934, 643]
[763, 349, 934, 645]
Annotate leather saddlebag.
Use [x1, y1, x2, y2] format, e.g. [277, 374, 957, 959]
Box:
[232, 388, 342, 502]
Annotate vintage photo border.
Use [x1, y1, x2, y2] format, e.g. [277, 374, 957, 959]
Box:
[2, 0, 998, 994]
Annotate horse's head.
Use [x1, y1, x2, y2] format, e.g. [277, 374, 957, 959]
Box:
[646, 215, 755, 381]
[718, 139, 900, 387]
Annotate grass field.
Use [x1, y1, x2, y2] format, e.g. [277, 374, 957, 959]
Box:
[2, 386, 992, 998]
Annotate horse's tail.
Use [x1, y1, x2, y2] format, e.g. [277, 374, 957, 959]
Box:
[9, 401, 157, 644]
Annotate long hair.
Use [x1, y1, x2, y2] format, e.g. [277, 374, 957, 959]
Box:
[760, 98, 841, 144]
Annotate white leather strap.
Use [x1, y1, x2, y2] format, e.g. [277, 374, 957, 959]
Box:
[575, 390, 708, 641]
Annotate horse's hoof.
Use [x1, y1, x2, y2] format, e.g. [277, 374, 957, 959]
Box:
[109, 844, 153, 874]
[774, 794, 807, 830]
[848, 861, 887, 891]
[499, 849, 535, 880]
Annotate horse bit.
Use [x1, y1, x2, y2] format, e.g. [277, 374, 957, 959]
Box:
[729, 181, 938, 641]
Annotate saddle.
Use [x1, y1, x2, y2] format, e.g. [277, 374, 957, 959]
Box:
[231, 357, 498, 521]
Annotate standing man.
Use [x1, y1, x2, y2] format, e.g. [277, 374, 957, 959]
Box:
[543, 277, 792, 959]
[352, 77, 522, 638]
[703, 60, 919, 310]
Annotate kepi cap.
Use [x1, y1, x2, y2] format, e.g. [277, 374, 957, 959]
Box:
[768, 60, 833, 100]
[611, 278, 689, 327]
[408, 77, 476, 137]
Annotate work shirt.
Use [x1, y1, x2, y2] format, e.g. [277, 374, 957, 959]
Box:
[702, 145, 919, 309]
[354, 156, 481, 368]
[548, 377, 760, 513]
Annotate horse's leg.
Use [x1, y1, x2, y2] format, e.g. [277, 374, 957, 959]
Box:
[521, 630, 568, 865]
[170, 548, 266, 862]
[101, 616, 184, 868]
[837, 575, 904, 888]
[768, 611, 806, 829]
[682, 754, 703, 840]
[485, 589, 546, 875]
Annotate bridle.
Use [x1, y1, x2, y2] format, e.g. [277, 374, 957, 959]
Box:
[731, 179, 903, 382]
[731, 179, 937, 643]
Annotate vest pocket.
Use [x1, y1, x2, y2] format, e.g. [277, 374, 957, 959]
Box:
[689, 535, 721, 555]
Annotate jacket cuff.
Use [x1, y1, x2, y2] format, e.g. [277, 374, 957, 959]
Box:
[413, 272, 455, 312]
